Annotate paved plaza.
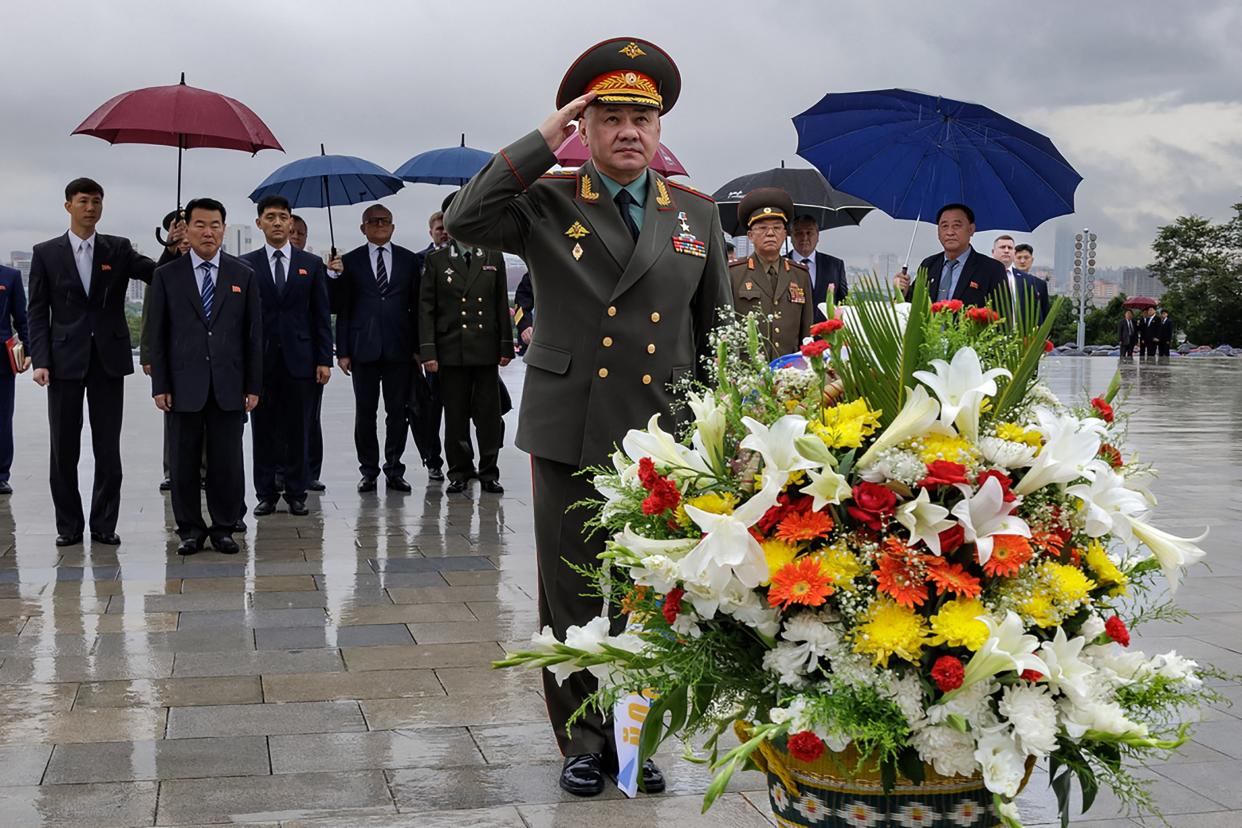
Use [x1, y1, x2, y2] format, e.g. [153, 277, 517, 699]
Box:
[0, 357, 1237, 827]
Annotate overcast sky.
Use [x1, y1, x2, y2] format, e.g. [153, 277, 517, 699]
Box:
[3, 0, 1240, 274]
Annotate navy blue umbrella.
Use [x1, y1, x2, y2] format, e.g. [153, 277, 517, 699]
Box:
[793, 89, 1082, 237]
[393, 134, 491, 186]
[249, 144, 404, 254]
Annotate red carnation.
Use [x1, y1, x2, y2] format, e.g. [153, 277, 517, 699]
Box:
[966, 307, 1000, 325]
[975, 469, 1017, 503]
[800, 340, 831, 359]
[786, 731, 826, 762]
[637, 457, 658, 489]
[1020, 669, 1044, 682]
[1105, 615, 1130, 647]
[1044, 339, 1055, 353]
[810, 319, 845, 337]
[847, 482, 898, 531]
[757, 492, 812, 533]
[662, 587, 685, 625]
[642, 476, 681, 515]
[931, 299, 964, 314]
[938, 523, 966, 555]
[931, 655, 965, 693]
[1091, 397, 1115, 423]
[919, 460, 969, 488]
[1099, 444, 1124, 469]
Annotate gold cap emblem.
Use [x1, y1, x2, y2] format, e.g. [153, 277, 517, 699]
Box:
[619, 41, 646, 59]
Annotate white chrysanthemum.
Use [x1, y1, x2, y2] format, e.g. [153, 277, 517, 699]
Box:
[978, 436, 1037, 469]
[927, 678, 996, 729]
[1151, 651, 1202, 688]
[884, 673, 927, 729]
[974, 728, 1028, 797]
[827, 647, 881, 690]
[782, 612, 842, 653]
[910, 723, 978, 778]
[1079, 613, 1106, 642]
[859, 447, 927, 487]
[1086, 645, 1152, 686]
[998, 684, 1059, 756]
[629, 554, 681, 593]
[719, 580, 781, 638]
[763, 642, 811, 688]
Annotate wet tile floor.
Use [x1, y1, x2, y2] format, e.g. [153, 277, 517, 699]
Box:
[0, 358, 1236, 826]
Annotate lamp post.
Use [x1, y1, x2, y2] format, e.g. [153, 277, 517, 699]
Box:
[1072, 229, 1097, 349]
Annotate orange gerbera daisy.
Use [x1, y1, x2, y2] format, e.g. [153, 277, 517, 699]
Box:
[768, 558, 834, 609]
[775, 509, 834, 543]
[983, 535, 1034, 577]
[874, 539, 930, 608]
[925, 558, 983, 598]
[1029, 530, 1065, 557]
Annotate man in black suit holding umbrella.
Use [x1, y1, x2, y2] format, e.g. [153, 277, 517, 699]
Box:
[893, 203, 1004, 308]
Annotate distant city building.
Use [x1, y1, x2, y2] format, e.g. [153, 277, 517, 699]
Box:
[1031, 266, 1055, 292]
[1053, 223, 1076, 296]
[8, 251, 31, 290]
[1092, 280, 1120, 302]
[126, 281, 146, 304]
[1122, 267, 1165, 300]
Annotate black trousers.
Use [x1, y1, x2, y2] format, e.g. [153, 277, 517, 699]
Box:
[0, 371, 13, 483]
[1158, 341, 1171, 357]
[350, 360, 409, 480]
[439, 364, 502, 484]
[309, 382, 324, 480]
[252, 362, 314, 502]
[47, 345, 123, 536]
[1120, 341, 1135, 358]
[1139, 339, 1156, 358]
[407, 366, 443, 471]
[532, 456, 620, 756]
[168, 394, 245, 542]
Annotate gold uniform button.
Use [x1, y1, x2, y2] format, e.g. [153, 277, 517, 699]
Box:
[646, 343, 656, 354]
[461, 310, 467, 316]
[477, 310, 484, 316]
[461, 324, 467, 329]
[650, 312, 661, 323]
[602, 337, 613, 348]
[598, 368, 609, 378]
[607, 306, 617, 317]
[461, 297, 466, 303]
[478, 297, 483, 302]
[642, 374, 652, 385]
[478, 324, 483, 329]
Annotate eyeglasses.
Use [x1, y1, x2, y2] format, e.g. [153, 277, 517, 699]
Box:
[365, 217, 392, 227]
[752, 225, 785, 236]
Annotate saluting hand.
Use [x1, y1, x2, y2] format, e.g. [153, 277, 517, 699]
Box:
[539, 92, 597, 152]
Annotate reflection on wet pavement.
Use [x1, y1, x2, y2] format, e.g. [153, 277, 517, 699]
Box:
[0, 358, 1237, 826]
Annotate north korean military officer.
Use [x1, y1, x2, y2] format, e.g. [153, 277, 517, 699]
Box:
[419, 193, 513, 495]
[729, 188, 814, 362]
[444, 36, 731, 798]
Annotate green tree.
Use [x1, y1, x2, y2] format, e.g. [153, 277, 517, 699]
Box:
[1085, 294, 1128, 346]
[1148, 203, 1242, 345]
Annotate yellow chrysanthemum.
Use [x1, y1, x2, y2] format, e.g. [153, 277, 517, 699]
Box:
[1017, 589, 1059, 628]
[813, 540, 866, 589]
[761, 539, 799, 586]
[996, 421, 1042, 449]
[913, 432, 977, 465]
[853, 599, 929, 667]
[1084, 540, 1129, 596]
[809, 399, 882, 450]
[928, 598, 991, 651]
[1041, 561, 1095, 606]
[676, 492, 737, 528]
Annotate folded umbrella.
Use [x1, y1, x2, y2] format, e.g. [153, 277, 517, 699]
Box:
[712, 165, 873, 235]
[394, 134, 492, 186]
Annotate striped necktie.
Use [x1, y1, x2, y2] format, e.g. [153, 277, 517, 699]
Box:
[375, 247, 389, 295]
[199, 262, 215, 317]
[939, 258, 958, 301]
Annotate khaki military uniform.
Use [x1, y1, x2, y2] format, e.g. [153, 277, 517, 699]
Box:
[729, 255, 814, 361]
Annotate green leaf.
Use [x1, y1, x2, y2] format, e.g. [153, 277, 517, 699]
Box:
[1051, 768, 1073, 828]
[638, 694, 668, 767]
[701, 755, 738, 813]
[1078, 765, 1100, 813]
[880, 756, 896, 793]
[665, 685, 690, 739]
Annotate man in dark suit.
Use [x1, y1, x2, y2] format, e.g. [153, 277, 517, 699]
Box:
[334, 204, 419, 492]
[1118, 310, 1137, 358]
[28, 177, 182, 546]
[1138, 307, 1159, 358]
[0, 263, 30, 495]
[240, 196, 332, 517]
[893, 203, 1004, 309]
[289, 214, 340, 492]
[992, 235, 1051, 324]
[445, 37, 730, 796]
[147, 198, 262, 555]
[1158, 310, 1174, 357]
[419, 210, 449, 257]
[790, 215, 848, 322]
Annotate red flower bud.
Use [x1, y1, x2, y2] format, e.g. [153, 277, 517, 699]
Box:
[932, 655, 965, 692]
[662, 587, 685, 625]
[810, 319, 845, 337]
[1105, 615, 1130, 647]
[1091, 397, 1115, 423]
[800, 340, 831, 359]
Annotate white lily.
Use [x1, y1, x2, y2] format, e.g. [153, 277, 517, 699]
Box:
[687, 391, 729, 474]
[621, 414, 712, 483]
[678, 479, 781, 600]
[739, 415, 818, 478]
[1039, 626, 1096, 700]
[913, 348, 1011, 441]
[951, 475, 1030, 565]
[1130, 518, 1207, 593]
[896, 488, 956, 555]
[1067, 460, 1149, 543]
[800, 465, 852, 511]
[613, 524, 697, 561]
[957, 611, 1049, 694]
[857, 385, 941, 469]
[1013, 408, 1103, 496]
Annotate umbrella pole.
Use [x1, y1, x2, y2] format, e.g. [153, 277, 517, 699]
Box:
[322, 174, 337, 258]
[901, 214, 921, 274]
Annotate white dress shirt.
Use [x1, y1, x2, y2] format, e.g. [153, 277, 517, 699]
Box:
[265, 242, 294, 288]
[794, 250, 817, 289]
[368, 242, 393, 282]
[189, 249, 222, 278]
[67, 230, 96, 293]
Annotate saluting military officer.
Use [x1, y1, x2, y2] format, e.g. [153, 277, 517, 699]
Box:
[729, 188, 814, 361]
[444, 36, 731, 798]
[419, 192, 513, 495]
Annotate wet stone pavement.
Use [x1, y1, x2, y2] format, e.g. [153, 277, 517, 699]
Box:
[0, 357, 1237, 827]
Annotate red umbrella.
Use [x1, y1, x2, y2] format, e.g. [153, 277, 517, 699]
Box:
[555, 132, 688, 177]
[73, 73, 282, 241]
[1123, 296, 1159, 310]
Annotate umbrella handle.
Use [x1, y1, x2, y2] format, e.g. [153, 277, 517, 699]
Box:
[155, 227, 170, 247]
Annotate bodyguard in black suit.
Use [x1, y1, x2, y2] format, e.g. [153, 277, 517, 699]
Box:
[0, 264, 30, 494]
[790, 215, 848, 322]
[28, 178, 181, 546]
[240, 196, 332, 516]
[334, 204, 419, 492]
[993, 235, 1051, 324]
[894, 203, 1004, 308]
[147, 198, 262, 555]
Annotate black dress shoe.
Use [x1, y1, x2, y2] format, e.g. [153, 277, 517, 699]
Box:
[446, 480, 468, 494]
[308, 480, 326, 492]
[90, 531, 122, 546]
[55, 533, 83, 547]
[559, 753, 605, 797]
[232, 519, 246, 533]
[287, 499, 309, 516]
[0, 481, 12, 495]
[177, 537, 202, 555]
[602, 755, 666, 794]
[253, 499, 277, 517]
[357, 477, 377, 493]
[481, 480, 504, 494]
[426, 467, 445, 482]
[212, 535, 240, 554]
[158, 478, 172, 492]
[385, 476, 412, 492]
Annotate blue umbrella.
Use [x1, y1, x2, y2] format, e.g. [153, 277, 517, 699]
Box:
[393, 134, 491, 186]
[793, 89, 1082, 244]
[249, 144, 404, 254]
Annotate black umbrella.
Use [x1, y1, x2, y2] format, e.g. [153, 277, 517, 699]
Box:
[712, 165, 874, 235]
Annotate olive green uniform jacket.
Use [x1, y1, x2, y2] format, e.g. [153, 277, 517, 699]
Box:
[419, 242, 513, 366]
[729, 254, 814, 362]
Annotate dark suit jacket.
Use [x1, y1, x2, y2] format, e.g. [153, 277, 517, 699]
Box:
[999, 268, 1052, 324]
[239, 247, 332, 379]
[1159, 317, 1174, 344]
[1138, 315, 1160, 344]
[147, 253, 263, 412]
[791, 251, 847, 322]
[907, 246, 1004, 309]
[444, 130, 731, 468]
[419, 244, 513, 366]
[513, 271, 533, 338]
[1117, 317, 1137, 347]
[0, 265, 30, 363]
[334, 243, 420, 364]
[28, 232, 160, 380]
